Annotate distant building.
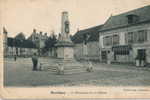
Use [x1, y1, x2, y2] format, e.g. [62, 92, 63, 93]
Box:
[99, 5, 150, 65]
[3, 29, 37, 57]
[28, 29, 49, 55]
[28, 29, 48, 48]
[72, 25, 103, 61]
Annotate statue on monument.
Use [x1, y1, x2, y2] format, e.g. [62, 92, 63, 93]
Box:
[65, 20, 70, 34]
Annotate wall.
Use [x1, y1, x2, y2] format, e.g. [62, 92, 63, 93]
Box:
[74, 41, 100, 60]
[74, 43, 83, 59]
[56, 47, 64, 58]
[87, 41, 100, 60]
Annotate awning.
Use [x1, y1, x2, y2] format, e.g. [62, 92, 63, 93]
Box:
[112, 45, 132, 50]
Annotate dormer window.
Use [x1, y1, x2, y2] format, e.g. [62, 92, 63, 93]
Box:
[126, 14, 139, 24]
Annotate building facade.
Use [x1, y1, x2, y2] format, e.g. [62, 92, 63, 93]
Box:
[72, 25, 103, 61]
[99, 5, 150, 65]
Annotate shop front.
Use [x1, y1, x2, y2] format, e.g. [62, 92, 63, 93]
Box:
[112, 45, 133, 63]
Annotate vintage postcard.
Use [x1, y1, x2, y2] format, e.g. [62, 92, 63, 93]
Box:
[0, 0, 150, 99]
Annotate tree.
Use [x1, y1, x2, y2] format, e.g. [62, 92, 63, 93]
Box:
[15, 32, 26, 41]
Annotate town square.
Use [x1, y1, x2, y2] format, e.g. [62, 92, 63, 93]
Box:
[1, 0, 150, 87]
[4, 57, 150, 86]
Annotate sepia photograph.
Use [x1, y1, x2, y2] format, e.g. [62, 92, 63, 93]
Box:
[1, 0, 150, 99]
[2, 0, 150, 87]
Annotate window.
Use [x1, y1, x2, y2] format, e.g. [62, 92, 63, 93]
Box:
[112, 45, 131, 58]
[103, 34, 120, 46]
[113, 35, 119, 45]
[36, 37, 38, 40]
[83, 34, 90, 45]
[137, 30, 147, 43]
[127, 14, 139, 24]
[103, 36, 112, 46]
[126, 30, 147, 44]
[101, 51, 107, 60]
[127, 32, 134, 44]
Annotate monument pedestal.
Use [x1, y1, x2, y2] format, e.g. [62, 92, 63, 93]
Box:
[54, 41, 86, 74]
[55, 41, 74, 59]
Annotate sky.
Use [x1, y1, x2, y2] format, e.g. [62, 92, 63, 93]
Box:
[1, 0, 150, 38]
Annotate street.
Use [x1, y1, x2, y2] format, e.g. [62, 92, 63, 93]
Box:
[4, 57, 150, 87]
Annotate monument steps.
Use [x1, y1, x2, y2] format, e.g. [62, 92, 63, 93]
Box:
[43, 67, 87, 74]
[41, 63, 85, 69]
[41, 61, 88, 74]
[46, 64, 86, 70]
[48, 67, 87, 74]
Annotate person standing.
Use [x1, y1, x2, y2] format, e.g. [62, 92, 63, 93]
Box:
[32, 53, 38, 71]
[107, 51, 112, 64]
[14, 55, 17, 61]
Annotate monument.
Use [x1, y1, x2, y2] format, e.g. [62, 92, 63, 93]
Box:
[55, 11, 74, 59]
[51, 11, 85, 74]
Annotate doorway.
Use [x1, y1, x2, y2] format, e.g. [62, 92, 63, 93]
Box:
[101, 51, 107, 63]
[137, 49, 146, 64]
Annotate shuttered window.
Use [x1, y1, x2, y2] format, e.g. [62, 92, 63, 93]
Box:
[127, 32, 134, 44]
[113, 35, 119, 45]
[137, 30, 147, 43]
[126, 30, 147, 44]
[103, 36, 112, 46]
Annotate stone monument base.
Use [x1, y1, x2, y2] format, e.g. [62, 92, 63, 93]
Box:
[41, 41, 85, 74]
[55, 41, 74, 59]
[42, 58, 86, 74]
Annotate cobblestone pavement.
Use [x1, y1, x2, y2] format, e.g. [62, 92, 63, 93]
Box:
[4, 57, 150, 87]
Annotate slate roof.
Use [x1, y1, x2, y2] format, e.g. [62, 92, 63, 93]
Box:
[7, 37, 36, 48]
[72, 24, 103, 43]
[100, 5, 150, 32]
